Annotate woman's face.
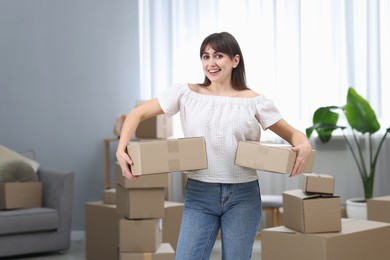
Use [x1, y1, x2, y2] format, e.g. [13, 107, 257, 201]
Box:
[201, 45, 239, 84]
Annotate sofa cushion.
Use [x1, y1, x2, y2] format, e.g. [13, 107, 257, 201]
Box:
[0, 145, 40, 172]
[0, 208, 59, 235]
[0, 159, 38, 182]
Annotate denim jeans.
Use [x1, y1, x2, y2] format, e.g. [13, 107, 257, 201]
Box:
[176, 178, 262, 260]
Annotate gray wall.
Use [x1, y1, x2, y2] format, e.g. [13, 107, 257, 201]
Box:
[0, 0, 140, 230]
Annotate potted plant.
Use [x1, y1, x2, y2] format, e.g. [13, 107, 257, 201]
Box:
[306, 87, 390, 218]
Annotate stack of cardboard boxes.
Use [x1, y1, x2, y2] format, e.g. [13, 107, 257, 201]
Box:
[85, 112, 184, 260]
[234, 143, 390, 259]
[283, 173, 341, 234]
[116, 169, 175, 259]
[86, 110, 208, 259]
[261, 173, 390, 260]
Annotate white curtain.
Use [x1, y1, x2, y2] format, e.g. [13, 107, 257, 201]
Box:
[139, 0, 390, 198]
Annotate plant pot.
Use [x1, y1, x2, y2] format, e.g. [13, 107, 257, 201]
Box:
[346, 198, 367, 219]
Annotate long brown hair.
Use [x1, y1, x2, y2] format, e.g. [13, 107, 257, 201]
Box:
[199, 32, 249, 90]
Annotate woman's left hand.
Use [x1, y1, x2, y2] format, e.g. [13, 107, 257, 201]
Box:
[289, 143, 312, 177]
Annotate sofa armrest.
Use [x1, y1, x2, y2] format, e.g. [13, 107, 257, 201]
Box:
[38, 168, 74, 250]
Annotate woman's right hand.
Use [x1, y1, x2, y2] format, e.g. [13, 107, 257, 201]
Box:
[116, 150, 139, 180]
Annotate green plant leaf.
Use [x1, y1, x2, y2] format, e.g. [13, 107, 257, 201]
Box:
[306, 106, 344, 143]
[345, 87, 380, 134]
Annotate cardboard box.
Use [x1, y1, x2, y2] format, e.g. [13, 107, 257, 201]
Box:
[0, 182, 42, 209]
[102, 188, 116, 205]
[235, 142, 316, 174]
[368, 195, 390, 223]
[136, 115, 173, 139]
[85, 201, 121, 260]
[135, 100, 173, 139]
[119, 243, 175, 260]
[119, 218, 163, 253]
[127, 137, 208, 176]
[303, 173, 335, 194]
[261, 219, 390, 260]
[116, 164, 170, 188]
[163, 201, 184, 250]
[116, 184, 165, 219]
[283, 189, 341, 233]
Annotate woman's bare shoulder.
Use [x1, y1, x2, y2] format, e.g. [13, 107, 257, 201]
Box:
[188, 83, 201, 92]
[239, 89, 261, 98]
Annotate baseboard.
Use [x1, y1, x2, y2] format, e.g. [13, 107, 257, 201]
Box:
[71, 230, 85, 241]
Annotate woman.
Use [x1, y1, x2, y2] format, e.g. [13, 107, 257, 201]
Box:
[116, 32, 312, 260]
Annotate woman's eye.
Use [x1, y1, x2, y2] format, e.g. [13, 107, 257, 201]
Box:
[202, 55, 209, 60]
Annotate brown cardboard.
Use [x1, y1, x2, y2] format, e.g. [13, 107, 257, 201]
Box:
[116, 164, 170, 188]
[115, 184, 165, 219]
[119, 218, 163, 253]
[303, 173, 335, 194]
[283, 189, 341, 233]
[135, 115, 173, 139]
[102, 188, 116, 205]
[163, 201, 184, 250]
[85, 201, 121, 260]
[0, 182, 42, 209]
[127, 137, 207, 176]
[261, 219, 390, 260]
[235, 141, 316, 174]
[368, 195, 390, 223]
[119, 243, 175, 260]
[135, 100, 173, 139]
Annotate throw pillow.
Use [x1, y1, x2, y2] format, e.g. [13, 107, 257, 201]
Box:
[0, 145, 40, 172]
[0, 159, 38, 182]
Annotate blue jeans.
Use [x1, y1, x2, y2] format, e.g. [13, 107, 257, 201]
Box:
[176, 178, 262, 260]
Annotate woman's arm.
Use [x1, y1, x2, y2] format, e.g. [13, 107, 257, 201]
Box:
[268, 119, 312, 177]
[116, 98, 164, 179]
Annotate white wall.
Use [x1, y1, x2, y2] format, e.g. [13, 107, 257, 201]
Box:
[0, 0, 140, 230]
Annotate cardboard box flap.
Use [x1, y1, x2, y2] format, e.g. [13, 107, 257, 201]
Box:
[338, 218, 390, 235]
[369, 195, 390, 202]
[156, 243, 175, 253]
[283, 189, 339, 200]
[264, 219, 388, 238]
[263, 225, 298, 234]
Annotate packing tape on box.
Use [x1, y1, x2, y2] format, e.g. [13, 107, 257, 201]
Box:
[143, 253, 152, 260]
[167, 140, 181, 171]
[255, 147, 266, 169]
[169, 159, 181, 171]
[167, 140, 179, 153]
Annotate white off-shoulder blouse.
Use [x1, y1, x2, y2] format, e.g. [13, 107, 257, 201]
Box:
[157, 83, 282, 183]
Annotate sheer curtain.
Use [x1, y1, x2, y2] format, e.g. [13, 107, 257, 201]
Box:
[139, 0, 390, 198]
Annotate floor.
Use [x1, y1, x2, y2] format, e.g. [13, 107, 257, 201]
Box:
[4, 238, 262, 260]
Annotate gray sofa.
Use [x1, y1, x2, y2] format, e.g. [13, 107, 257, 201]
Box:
[0, 168, 74, 258]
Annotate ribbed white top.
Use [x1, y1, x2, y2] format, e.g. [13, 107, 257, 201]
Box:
[157, 83, 282, 183]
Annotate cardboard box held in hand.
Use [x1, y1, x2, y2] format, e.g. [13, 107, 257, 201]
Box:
[235, 141, 316, 174]
[127, 137, 207, 176]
